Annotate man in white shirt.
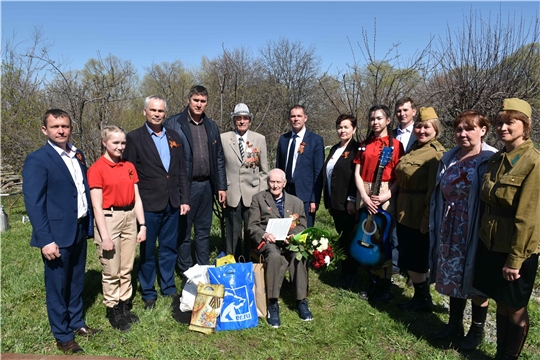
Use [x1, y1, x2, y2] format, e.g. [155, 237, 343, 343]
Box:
[393, 97, 417, 152]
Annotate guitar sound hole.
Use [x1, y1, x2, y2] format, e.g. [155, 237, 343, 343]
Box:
[361, 219, 376, 235]
[361, 219, 381, 245]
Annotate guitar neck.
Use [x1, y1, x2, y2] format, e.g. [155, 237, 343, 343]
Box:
[372, 163, 385, 196]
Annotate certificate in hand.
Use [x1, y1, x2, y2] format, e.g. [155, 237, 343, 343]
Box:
[266, 218, 294, 240]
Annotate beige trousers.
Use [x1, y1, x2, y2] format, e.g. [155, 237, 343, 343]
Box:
[94, 209, 137, 308]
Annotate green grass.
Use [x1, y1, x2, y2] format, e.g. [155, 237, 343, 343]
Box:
[1, 198, 539, 359]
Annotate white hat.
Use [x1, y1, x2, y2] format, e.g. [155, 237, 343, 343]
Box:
[231, 103, 252, 119]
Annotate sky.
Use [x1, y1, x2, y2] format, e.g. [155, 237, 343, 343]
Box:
[2, 1, 539, 78]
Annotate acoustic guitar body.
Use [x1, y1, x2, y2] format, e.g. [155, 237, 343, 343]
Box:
[349, 208, 393, 267]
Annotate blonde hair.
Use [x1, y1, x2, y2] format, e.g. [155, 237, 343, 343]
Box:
[101, 126, 126, 143]
[415, 118, 443, 138]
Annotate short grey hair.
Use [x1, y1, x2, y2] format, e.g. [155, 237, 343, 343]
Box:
[144, 95, 167, 110]
[268, 168, 286, 181]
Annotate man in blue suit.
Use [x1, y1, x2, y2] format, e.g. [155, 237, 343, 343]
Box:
[23, 109, 99, 354]
[276, 105, 324, 228]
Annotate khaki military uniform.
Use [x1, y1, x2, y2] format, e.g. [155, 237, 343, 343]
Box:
[480, 139, 540, 269]
[395, 139, 446, 230]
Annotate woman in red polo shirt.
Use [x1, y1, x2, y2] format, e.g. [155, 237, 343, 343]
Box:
[353, 105, 404, 303]
[88, 126, 146, 332]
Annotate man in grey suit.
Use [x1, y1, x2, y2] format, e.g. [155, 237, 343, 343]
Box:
[248, 169, 312, 329]
[221, 103, 268, 259]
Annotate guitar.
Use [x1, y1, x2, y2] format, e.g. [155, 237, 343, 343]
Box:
[350, 146, 394, 267]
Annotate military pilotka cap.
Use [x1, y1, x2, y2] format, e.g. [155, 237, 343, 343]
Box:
[419, 107, 438, 122]
[231, 103, 253, 119]
[502, 98, 532, 118]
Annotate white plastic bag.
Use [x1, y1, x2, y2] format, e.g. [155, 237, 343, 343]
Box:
[179, 264, 215, 311]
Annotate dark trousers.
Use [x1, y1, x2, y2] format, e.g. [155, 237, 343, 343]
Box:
[332, 209, 358, 275]
[285, 183, 315, 228]
[139, 203, 179, 301]
[44, 218, 88, 343]
[224, 202, 250, 258]
[177, 180, 213, 272]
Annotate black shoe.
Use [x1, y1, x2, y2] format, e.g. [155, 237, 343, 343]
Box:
[56, 339, 83, 354]
[399, 296, 433, 312]
[169, 293, 181, 310]
[342, 274, 356, 290]
[459, 303, 487, 351]
[432, 321, 464, 340]
[296, 299, 313, 321]
[399, 280, 433, 312]
[267, 300, 280, 328]
[369, 279, 393, 304]
[106, 305, 131, 332]
[432, 297, 466, 340]
[459, 323, 485, 351]
[144, 299, 156, 310]
[119, 300, 140, 324]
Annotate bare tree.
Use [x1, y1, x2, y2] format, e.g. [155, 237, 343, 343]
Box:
[318, 22, 433, 141]
[1, 28, 50, 170]
[140, 60, 195, 115]
[422, 9, 540, 147]
[199, 46, 265, 129]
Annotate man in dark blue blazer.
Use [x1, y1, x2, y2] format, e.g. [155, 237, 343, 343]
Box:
[23, 109, 99, 354]
[276, 105, 324, 228]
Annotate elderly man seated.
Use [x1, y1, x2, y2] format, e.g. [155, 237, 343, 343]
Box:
[248, 168, 313, 328]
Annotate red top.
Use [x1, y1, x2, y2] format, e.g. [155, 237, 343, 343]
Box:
[88, 156, 139, 209]
[352, 136, 404, 183]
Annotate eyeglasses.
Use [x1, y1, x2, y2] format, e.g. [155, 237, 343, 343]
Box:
[234, 116, 251, 121]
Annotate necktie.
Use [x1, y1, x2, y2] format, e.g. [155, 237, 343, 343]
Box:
[285, 134, 297, 182]
[275, 197, 284, 218]
[238, 137, 245, 160]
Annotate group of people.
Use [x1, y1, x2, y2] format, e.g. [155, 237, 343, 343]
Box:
[22, 86, 538, 359]
[322, 97, 538, 360]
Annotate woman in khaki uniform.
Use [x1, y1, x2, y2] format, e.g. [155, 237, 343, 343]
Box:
[395, 107, 445, 312]
[474, 98, 540, 360]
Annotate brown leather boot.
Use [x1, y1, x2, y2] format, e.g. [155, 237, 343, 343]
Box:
[494, 313, 508, 360]
[504, 322, 528, 360]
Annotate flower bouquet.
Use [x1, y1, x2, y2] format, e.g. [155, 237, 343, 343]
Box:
[286, 227, 344, 271]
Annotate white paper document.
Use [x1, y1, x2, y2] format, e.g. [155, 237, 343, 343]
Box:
[266, 218, 294, 240]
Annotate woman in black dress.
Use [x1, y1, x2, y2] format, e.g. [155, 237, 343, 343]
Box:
[323, 114, 359, 289]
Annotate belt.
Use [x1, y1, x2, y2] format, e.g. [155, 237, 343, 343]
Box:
[192, 176, 210, 182]
[486, 205, 516, 218]
[77, 216, 88, 224]
[399, 188, 427, 195]
[104, 204, 134, 211]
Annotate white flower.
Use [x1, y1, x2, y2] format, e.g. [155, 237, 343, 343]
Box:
[312, 240, 318, 246]
[324, 256, 331, 265]
[320, 237, 329, 246]
[317, 243, 328, 252]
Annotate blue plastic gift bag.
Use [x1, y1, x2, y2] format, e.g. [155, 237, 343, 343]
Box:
[208, 262, 258, 330]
